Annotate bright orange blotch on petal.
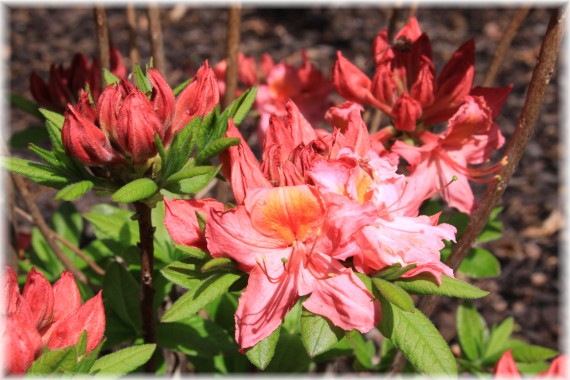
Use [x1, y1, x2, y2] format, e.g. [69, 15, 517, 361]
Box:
[248, 186, 325, 244]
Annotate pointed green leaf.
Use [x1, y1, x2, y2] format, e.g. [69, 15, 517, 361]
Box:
[75, 339, 106, 373]
[373, 278, 415, 312]
[246, 327, 280, 370]
[347, 331, 377, 370]
[10, 93, 44, 120]
[103, 262, 142, 335]
[27, 346, 77, 375]
[482, 317, 514, 364]
[39, 108, 65, 129]
[165, 165, 218, 185]
[395, 274, 489, 299]
[161, 272, 240, 322]
[457, 302, 488, 361]
[196, 137, 240, 163]
[173, 77, 192, 96]
[174, 244, 208, 260]
[378, 338, 398, 372]
[508, 339, 558, 363]
[160, 258, 202, 289]
[459, 248, 501, 279]
[55, 180, 94, 201]
[300, 309, 344, 357]
[28, 143, 60, 166]
[201, 257, 236, 273]
[89, 344, 156, 376]
[0, 157, 69, 188]
[134, 64, 150, 93]
[228, 86, 257, 125]
[111, 178, 158, 203]
[163, 165, 220, 195]
[378, 298, 457, 376]
[103, 68, 120, 86]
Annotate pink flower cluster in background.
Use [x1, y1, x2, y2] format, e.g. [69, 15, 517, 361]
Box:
[1, 267, 105, 374]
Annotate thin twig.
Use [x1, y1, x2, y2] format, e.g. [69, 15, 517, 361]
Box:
[369, 108, 384, 134]
[406, 3, 418, 21]
[93, 6, 110, 85]
[224, 4, 242, 108]
[387, 7, 402, 42]
[134, 201, 156, 373]
[390, 7, 565, 374]
[147, 3, 166, 74]
[14, 206, 105, 276]
[126, 4, 140, 72]
[482, 6, 530, 87]
[10, 174, 89, 285]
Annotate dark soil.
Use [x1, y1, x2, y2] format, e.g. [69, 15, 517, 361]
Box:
[7, 5, 562, 365]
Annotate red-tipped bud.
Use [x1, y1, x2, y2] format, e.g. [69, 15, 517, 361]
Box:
[371, 62, 396, 106]
[410, 56, 436, 107]
[76, 90, 97, 123]
[30, 70, 55, 109]
[164, 197, 225, 249]
[110, 46, 127, 79]
[325, 101, 365, 131]
[392, 93, 422, 131]
[116, 91, 163, 163]
[68, 53, 90, 95]
[62, 104, 123, 166]
[47, 64, 73, 107]
[46, 291, 105, 353]
[148, 68, 176, 128]
[333, 51, 372, 104]
[21, 268, 54, 331]
[170, 60, 220, 142]
[2, 266, 19, 314]
[2, 314, 43, 374]
[50, 271, 81, 326]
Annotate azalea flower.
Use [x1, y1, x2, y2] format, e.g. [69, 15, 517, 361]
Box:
[205, 185, 381, 350]
[1, 267, 105, 375]
[494, 350, 567, 378]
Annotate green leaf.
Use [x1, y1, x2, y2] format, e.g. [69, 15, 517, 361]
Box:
[246, 327, 281, 370]
[516, 361, 551, 375]
[378, 338, 398, 372]
[163, 165, 220, 195]
[377, 263, 417, 281]
[161, 272, 241, 322]
[28, 346, 77, 375]
[347, 331, 377, 370]
[201, 257, 235, 273]
[478, 206, 504, 243]
[395, 274, 489, 299]
[174, 244, 208, 260]
[103, 68, 120, 86]
[300, 309, 344, 357]
[458, 248, 501, 279]
[28, 143, 61, 167]
[160, 258, 201, 288]
[457, 302, 487, 361]
[39, 108, 65, 129]
[264, 327, 311, 373]
[173, 77, 192, 96]
[165, 165, 219, 185]
[111, 178, 158, 203]
[227, 86, 257, 125]
[89, 344, 156, 376]
[9, 126, 50, 148]
[10, 93, 44, 120]
[0, 157, 70, 188]
[482, 317, 514, 364]
[103, 262, 142, 335]
[196, 137, 240, 163]
[134, 64, 150, 93]
[508, 339, 558, 363]
[373, 278, 415, 312]
[378, 298, 457, 376]
[75, 339, 106, 373]
[55, 180, 94, 201]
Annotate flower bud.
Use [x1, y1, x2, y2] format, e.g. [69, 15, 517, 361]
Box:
[148, 68, 175, 128]
[409, 56, 436, 107]
[21, 267, 54, 331]
[30, 70, 56, 109]
[392, 93, 422, 131]
[68, 53, 90, 96]
[2, 314, 43, 374]
[115, 91, 164, 163]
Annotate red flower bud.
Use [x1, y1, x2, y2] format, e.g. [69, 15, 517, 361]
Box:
[410, 56, 436, 107]
[2, 314, 43, 374]
[148, 68, 175, 127]
[30, 70, 56, 109]
[62, 103, 124, 166]
[68, 53, 90, 96]
[46, 291, 105, 353]
[116, 91, 164, 163]
[2, 266, 20, 314]
[51, 271, 82, 326]
[392, 93, 422, 131]
[21, 267, 54, 331]
[168, 61, 220, 144]
[48, 64, 73, 107]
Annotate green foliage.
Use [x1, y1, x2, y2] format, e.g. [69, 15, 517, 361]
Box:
[245, 328, 281, 370]
[394, 274, 489, 299]
[300, 310, 344, 357]
[10, 93, 44, 120]
[89, 344, 156, 376]
[111, 178, 158, 203]
[55, 180, 94, 201]
[103, 68, 120, 86]
[373, 278, 415, 312]
[103, 262, 143, 336]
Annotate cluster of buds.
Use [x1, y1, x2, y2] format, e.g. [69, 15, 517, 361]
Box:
[30, 47, 126, 113]
[62, 61, 219, 175]
[1, 267, 105, 374]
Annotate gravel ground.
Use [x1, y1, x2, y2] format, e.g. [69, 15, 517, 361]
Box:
[7, 5, 563, 360]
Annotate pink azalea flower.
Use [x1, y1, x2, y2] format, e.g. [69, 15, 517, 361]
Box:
[494, 350, 567, 379]
[1, 267, 105, 375]
[391, 95, 507, 214]
[206, 185, 381, 351]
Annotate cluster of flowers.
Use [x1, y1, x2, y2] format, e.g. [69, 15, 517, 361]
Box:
[163, 17, 511, 352]
[1, 267, 105, 374]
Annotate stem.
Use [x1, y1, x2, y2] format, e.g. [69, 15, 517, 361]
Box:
[482, 6, 530, 87]
[93, 6, 110, 84]
[126, 3, 140, 72]
[134, 201, 156, 373]
[148, 3, 166, 74]
[390, 7, 565, 374]
[10, 174, 89, 285]
[387, 7, 401, 42]
[224, 4, 242, 108]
